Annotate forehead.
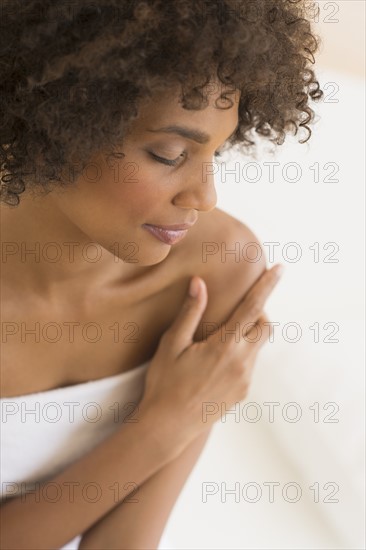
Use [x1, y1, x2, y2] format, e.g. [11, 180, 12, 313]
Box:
[128, 81, 241, 139]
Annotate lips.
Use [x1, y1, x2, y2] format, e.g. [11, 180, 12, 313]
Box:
[142, 223, 192, 245]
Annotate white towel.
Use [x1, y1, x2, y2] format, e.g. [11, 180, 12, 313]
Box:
[0, 362, 174, 548]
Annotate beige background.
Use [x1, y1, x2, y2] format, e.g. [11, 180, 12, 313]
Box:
[314, 0, 365, 76]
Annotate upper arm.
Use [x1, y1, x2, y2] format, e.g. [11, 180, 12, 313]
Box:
[193, 215, 267, 343]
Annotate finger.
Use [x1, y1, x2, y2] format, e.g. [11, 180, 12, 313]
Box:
[209, 264, 283, 346]
[243, 313, 272, 371]
[231, 313, 271, 389]
[159, 275, 208, 358]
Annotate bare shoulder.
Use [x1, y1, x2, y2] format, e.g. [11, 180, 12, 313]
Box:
[183, 207, 268, 342]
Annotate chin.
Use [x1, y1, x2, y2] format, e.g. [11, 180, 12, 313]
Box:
[101, 239, 171, 266]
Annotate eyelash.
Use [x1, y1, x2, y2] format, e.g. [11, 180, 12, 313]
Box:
[149, 150, 222, 167]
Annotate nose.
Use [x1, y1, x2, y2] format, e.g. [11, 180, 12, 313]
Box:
[172, 169, 217, 213]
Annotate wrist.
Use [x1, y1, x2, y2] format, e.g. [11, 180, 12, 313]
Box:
[135, 399, 188, 461]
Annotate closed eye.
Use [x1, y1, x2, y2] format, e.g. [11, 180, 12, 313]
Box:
[148, 152, 183, 167]
[149, 150, 223, 167]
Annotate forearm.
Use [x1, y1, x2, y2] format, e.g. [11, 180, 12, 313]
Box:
[78, 427, 212, 549]
[0, 408, 178, 550]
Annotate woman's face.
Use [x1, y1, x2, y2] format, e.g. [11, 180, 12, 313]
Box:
[49, 82, 240, 266]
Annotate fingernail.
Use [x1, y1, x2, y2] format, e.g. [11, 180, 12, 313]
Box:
[189, 277, 200, 298]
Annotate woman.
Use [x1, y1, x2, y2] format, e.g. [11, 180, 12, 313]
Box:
[0, 1, 323, 548]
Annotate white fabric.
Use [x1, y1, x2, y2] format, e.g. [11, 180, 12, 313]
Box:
[0, 361, 173, 549]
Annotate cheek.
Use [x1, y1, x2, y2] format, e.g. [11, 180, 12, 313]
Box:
[99, 160, 171, 217]
[57, 151, 173, 230]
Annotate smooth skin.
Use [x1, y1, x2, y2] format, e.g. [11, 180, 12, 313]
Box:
[0, 80, 282, 549]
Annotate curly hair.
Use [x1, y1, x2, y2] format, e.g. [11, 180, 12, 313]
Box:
[0, 0, 323, 206]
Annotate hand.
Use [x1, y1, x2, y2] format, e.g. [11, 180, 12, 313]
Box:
[138, 265, 283, 453]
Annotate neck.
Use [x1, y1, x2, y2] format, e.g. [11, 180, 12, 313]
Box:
[0, 191, 148, 298]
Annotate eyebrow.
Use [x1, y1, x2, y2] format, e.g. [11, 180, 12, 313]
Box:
[146, 123, 239, 144]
